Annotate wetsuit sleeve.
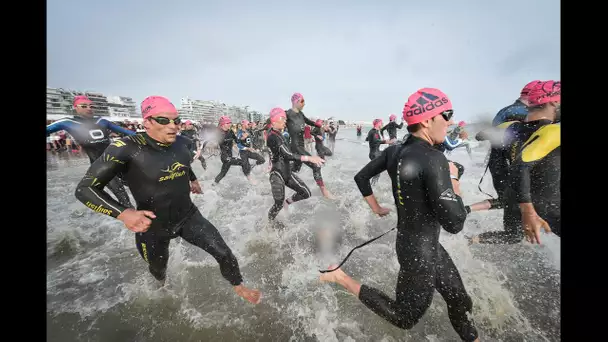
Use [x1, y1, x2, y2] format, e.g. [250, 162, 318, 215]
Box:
[302, 113, 321, 127]
[380, 124, 388, 136]
[425, 154, 467, 234]
[354, 149, 388, 196]
[46, 120, 67, 135]
[74, 140, 133, 218]
[443, 136, 461, 151]
[508, 124, 560, 203]
[101, 119, 136, 136]
[396, 122, 404, 129]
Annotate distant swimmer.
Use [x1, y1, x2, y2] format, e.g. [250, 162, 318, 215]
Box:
[435, 121, 472, 159]
[74, 96, 261, 304]
[286, 93, 334, 198]
[266, 108, 324, 222]
[326, 120, 338, 153]
[46, 95, 135, 208]
[213, 116, 250, 185]
[321, 88, 479, 342]
[180, 120, 207, 170]
[237, 120, 266, 184]
[470, 81, 560, 245]
[311, 119, 333, 160]
[380, 114, 404, 143]
[356, 125, 362, 137]
[366, 118, 395, 184]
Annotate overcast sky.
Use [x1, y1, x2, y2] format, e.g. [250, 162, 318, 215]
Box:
[47, 0, 560, 123]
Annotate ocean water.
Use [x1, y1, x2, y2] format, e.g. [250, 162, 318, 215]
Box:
[47, 127, 560, 341]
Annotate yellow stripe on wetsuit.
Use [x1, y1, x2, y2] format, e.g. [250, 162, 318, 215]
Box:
[521, 124, 560, 162]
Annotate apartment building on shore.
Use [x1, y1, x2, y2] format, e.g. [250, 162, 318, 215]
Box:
[46, 87, 139, 121]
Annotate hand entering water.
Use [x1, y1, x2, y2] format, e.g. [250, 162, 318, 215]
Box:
[234, 284, 261, 304]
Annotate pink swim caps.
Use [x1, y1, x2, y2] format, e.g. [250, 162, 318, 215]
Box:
[241, 120, 249, 126]
[373, 119, 383, 127]
[528, 80, 561, 106]
[315, 119, 323, 126]
[269, 107, 286, 123]
[291, 93, 304, 105]
[73, 95, 92, 108]
[402, 88, 452, 125]
[218, 116, 232, 125]
[520, 80, 542, 100]
[458, 121, 466, 127]
[141, 96, 178, 119]
[389, 114, 397, 121]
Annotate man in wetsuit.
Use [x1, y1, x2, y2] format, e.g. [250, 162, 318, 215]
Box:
[311, 119, 332, 160]
[356, 125, 362, 137]
[491, 80, 542, 126]
[327, 120, 338, 153]
[213, 116, 249, 185]
[470, 80, 560, 245]
[180, 120, 207, 170]
[366, 118, 394, 184]
[435, 121, 473, 159]
[46, 95, 135, 208]
[321, 88, 479, 342]
[286, 93, 333, 198]
[266, 108, 325, 221]
[237, 120, 265, 182]
[74, 96, 261, 304]
[380, 114, 404, 143]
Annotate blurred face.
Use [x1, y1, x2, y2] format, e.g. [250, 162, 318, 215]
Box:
[143, 111, 181, 144]
[295, 98, 305, 110]
[427, 110, 454, 144]
[75, 103, 93, 117]
[271, 116, 286, 130]
[220, 122, 232, 131]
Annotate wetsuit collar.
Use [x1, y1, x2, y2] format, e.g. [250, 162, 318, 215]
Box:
[406, 134, 433, 147]
[142, 132, 173, 150]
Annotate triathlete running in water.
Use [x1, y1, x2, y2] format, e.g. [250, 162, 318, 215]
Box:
[237, 120, 266, 183]
[285, 93, 333, 198]
[356, 125, 362, 137]
[74, 96, 261, 304]
[366, 118, 394, 184]
[471, 80, 560, 245]
[266, 108, 325, 221]
[321, 88, 479, 342]
[327, 121, 338, 153]
[180, 120, 207, 170]
[213, 116, 249, 185]
[380, 114, 404, 142]
[311, 119, 333, 160]
[46, 95, 135, 208]
[435, 121, 472, 159]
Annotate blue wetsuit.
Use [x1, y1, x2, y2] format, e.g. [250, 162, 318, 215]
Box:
[492, 99, 529, 127]
[47, 116, 135, 207]
[237, 129, 265, 176]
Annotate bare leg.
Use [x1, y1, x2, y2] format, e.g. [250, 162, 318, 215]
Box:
[234, 284, 261, 304]
[319, 265, 362, 296]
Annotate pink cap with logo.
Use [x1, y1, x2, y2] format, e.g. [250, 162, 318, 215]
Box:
[527, 80, 561, 106]
[402, 88, 453, 125]
[291, 93, 304, 105]
[269, 107, 286, 123]
[520, 80, 542, 100]
[140, 96, 178, 119]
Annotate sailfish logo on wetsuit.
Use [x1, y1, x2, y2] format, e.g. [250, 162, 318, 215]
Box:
[159, 162, 187, 182]
[404, 92, 449, 117]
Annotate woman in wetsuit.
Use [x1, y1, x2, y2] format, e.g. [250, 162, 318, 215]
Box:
[74, 96, 261, 304]
[266, 108, 325, 221]
[320, 88, 479, 342]
[285, 93, 333, 198]
[213, 116, 249, 185]
[311, 119, 333, 160]
[237, 120, 265, 184]
[380, 114, 404, 142]
[366, 118, 393, 184]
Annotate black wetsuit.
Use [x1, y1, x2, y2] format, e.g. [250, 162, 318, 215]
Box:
[180, 128, 207, 170]
[353, 135, 478, 342]
[380, 121, 404, 140]
[356, 127, 362, 137]
[266, 129, 311, 220]
[46, 116, 134, 208]
[214, 129, 246, 184]
[366, 128, 385, 184]
[311, 126, 332, 160]
[285, 109, 324, 186]
[237, 129, 266, 176]
[327, 124, 338, 152]
[477, 120, 560, 243]
[74, 133, 243, 285]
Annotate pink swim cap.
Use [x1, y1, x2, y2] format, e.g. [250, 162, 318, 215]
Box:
[458, 121, 466, 127]
[291, 93, 304, 105]
[402, 88, 452, 125]
[185, 120, 192, 125]
[315, 119, 323, 126]
[141, 96, 178, 119]
[373, 119, 383, 127]
[218, 116, 232, 125]
[241, 120, 250, 127]
[269, 107, 286, 123]
[73, 95, 92, 108]
[520, 80, 542, 100]
[389, 114, 397, 121]
[528, 80, 561, 106]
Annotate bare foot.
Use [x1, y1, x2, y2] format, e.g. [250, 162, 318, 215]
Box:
[234, 284, 262, 304]
[319, 264, 345, 283]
